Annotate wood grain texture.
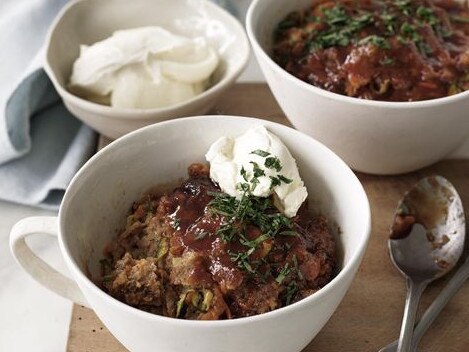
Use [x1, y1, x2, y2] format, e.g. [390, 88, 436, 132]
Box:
[68, 84, 469, 352]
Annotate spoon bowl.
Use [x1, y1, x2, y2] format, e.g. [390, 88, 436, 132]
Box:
[389, 175, 465, 281]
[388, 175, 465, 352]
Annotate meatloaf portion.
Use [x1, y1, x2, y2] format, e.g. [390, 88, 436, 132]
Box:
[100, 163, 337, 320]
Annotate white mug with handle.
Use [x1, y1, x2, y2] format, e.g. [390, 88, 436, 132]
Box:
[10, 216, 88, 307]
[10, 116, 371, 352]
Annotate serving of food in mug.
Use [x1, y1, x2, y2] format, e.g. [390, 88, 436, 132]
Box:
[273, 0, 469, 102]
[99, 127, 337, 320]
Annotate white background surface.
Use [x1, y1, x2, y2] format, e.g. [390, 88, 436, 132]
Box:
[1, 0, 468, 351]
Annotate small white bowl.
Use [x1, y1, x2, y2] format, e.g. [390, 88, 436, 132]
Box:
[44, 0, 250, 139]
[246, 0, 469, 175]
[10, 116, 370, 352]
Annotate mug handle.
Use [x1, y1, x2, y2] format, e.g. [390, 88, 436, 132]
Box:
[9, 216, 89, 307]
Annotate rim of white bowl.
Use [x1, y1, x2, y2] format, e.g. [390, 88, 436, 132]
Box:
[246, 0, 469, 109]
[58, 115, 372, 327]
[44, 0, 250, 119]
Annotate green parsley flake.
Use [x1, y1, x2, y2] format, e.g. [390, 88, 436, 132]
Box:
[250, 161, 265, 178]
[276, 262, 293, 284]
[416, 6, 438, 25]
[359, 35, 390, 49]
[240, 166, 248, 182]
[265, 156, 282, 171]
[250, 149, 270, 157]
[229, 248, 256, 274]
[380, 57, 395, 66]
[278, 174, 293, 184]
[285, 281, 298, 305]
[307, 5, 374, 51]
[270, 176, 281, 189]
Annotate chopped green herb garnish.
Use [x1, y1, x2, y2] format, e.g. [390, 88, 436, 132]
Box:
[229, 248, 256, 274]
[278, 174, 293, 184]
[250, 177, 260, 192]
[270, 176, 281, 189]
[250, 149, 270, 157]
[285, 281, 298, 305]
[395, 0, 412, 16]
[306, 5, 374, 51]
[250, 161, 265, 178]
[217, 222, 238, 242]
[400, 22, 422, 42]
[209, 193, 292, 239]
[265, 156, 282, 171]
[240, 233, 271, 248]
[240, 166, 248, 182]
[208, 187, 294, 275]
[381, 12, 397, 35]
[237, 182, 250, 193]
[416, 6, 438, 26]
[322, 5, 349, 26]
[291, 254, 302, 280]
[359, 35, 390, 49]
[207, 149, 301, 276]
[292, 254, 298, 269]
[380, 57, 395, 66]
[276, 262, 293, 284]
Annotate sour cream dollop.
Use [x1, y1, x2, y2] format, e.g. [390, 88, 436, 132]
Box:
[205, 126, 308, 218]
[68, 26, 219, 109]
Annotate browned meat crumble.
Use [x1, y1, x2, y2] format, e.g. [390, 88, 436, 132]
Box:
[100, 163, 336, 320]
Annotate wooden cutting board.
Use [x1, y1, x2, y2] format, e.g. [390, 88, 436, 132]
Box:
[67, 84, 469, 352]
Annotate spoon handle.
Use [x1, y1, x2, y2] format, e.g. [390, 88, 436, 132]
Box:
[396, 279, 428, 352]
[378, 258, 469, 352]
[410, 258, 469, 350]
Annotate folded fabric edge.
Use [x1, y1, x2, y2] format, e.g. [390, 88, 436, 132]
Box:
[1, 69, 57, 164]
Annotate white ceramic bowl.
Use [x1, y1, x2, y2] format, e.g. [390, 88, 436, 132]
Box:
[44, 0, 250, 139]
[246, 0, 469, 175]
[10, 116, 370, 352]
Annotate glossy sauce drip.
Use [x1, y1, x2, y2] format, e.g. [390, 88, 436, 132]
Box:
[169, 177, 245, 289]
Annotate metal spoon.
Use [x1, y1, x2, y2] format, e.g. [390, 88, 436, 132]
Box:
[387, 176, 465, 352]
[379, 256, 469, 352]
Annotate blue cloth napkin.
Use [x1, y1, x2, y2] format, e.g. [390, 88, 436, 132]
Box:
[0, 0, 98, 209]
[0, 0, 235, 210]
[0, 69, 97, 209]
